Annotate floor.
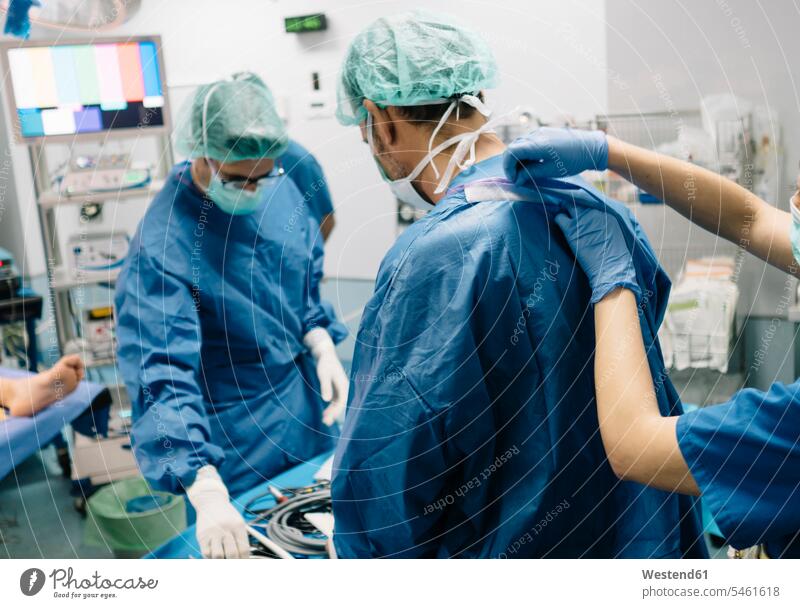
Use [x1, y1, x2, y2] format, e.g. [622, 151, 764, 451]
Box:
[1, 447, 113, 558]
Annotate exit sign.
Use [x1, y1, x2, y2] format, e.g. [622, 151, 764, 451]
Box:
[285, 14, 327, 34]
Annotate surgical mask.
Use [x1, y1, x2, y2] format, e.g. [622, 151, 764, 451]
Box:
[201, 81, 277, 215]
[205, 171, 266, 215]
[366, 95, 512, 210]
[791, 195, 800, 265]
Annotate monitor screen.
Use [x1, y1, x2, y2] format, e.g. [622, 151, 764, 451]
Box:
[3, 38, 167, 140]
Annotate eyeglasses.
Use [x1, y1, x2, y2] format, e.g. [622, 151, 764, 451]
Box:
[213, 160, 284, 189]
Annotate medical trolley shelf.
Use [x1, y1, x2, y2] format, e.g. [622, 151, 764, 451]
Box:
[47, 265, 121, 292]
[29, 137, 173, 351]
[37, 179, 165, 209]
[25, 136, 172, 494]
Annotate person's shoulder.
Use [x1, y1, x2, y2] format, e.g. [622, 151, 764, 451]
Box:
[133, 170, 200, 259]
[413, 193, 514, 251]
[281, 139, 320, 169]
[147, 163, 199, 217]
[283, 138, 308, 157]
[382, 196, 507, 283]
[744, 380, 800, 411]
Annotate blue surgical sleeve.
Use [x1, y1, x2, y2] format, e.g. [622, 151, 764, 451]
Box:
[676, 380, 800, 549]
[115, 250, 225, 493]
[302, 219, 347, 343]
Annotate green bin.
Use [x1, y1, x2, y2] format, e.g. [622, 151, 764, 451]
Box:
[84, 477, 186, 558]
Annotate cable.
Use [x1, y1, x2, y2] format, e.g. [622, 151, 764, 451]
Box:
[246, 482, 332, 558]
[265, 490, 330, 556]
[244, 480, 329, 516]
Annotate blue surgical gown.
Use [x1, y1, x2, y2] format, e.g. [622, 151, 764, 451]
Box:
[115, 162, 346, 497]
[332, 154, 706, 558]
[677, 380, 800, 557]
[280, 140, 334, 226]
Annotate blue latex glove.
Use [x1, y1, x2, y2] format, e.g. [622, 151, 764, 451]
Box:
[3, 0, 40, 39]
[503, 127, 609, 185]
[554, 203, 640, 304]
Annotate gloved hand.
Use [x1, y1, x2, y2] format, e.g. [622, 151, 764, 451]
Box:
[503, 127, 609, 185]
[304, 328, 349, 426]
[186, 465, 250, 559]
[554, 204, 640, 305]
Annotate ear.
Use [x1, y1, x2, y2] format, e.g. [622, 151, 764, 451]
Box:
[363, 100, 396, 147]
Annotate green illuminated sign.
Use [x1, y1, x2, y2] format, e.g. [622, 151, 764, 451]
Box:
[285, 14, 327, 34]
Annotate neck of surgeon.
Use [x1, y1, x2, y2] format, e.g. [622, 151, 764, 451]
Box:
[424, 119, 506, 204]
[364, 98, 506, 205]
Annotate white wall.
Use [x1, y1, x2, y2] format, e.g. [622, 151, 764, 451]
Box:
[1, 0, 609, 279]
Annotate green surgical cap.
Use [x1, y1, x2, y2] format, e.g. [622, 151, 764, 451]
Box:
[336, 10, 498, 126]
[174, 72, 288, 162]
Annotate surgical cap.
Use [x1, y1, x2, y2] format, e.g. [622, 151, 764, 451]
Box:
[336, 10, 498, 126]
[174, 73, 288, 162]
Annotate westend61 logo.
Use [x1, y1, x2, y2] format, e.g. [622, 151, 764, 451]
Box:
[19, 567, 158, 600]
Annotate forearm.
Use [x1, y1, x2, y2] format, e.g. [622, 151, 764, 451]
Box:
[594, 288, 699, 495]
[125, 359, 218, 493]
[607, 137, 796, 274]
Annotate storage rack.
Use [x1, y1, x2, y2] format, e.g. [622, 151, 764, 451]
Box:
[28, 135, 173, 485]
[592, 109, 756, 278]
[592, 109, 763, 400]
[30, 139, 173, 352]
